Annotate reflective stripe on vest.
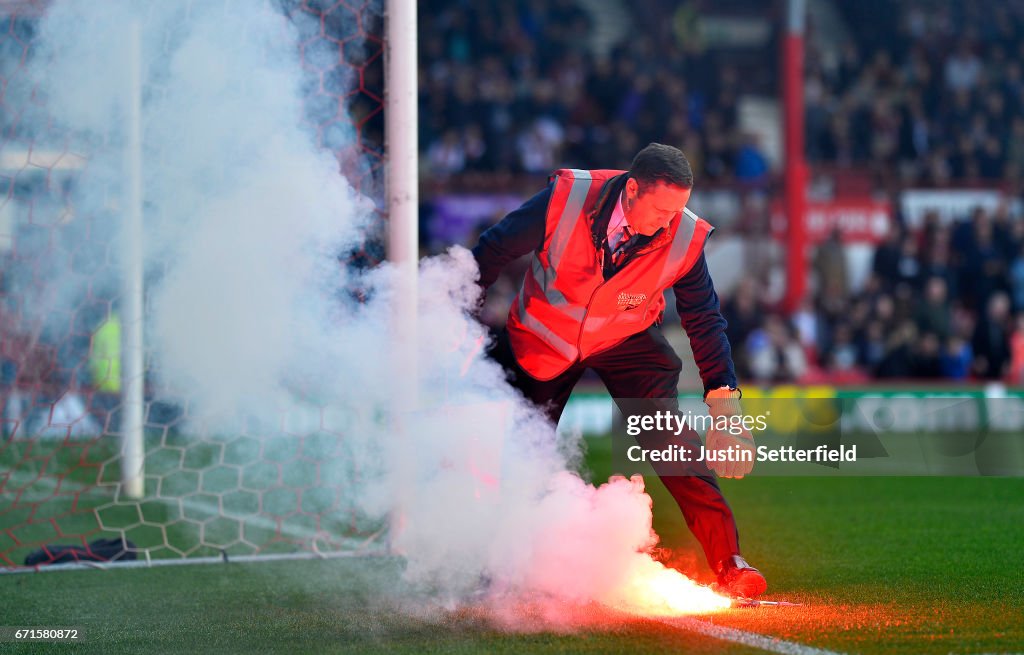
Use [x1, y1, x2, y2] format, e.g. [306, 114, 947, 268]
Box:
[524, 168, 591, 318]
[548, 169, 592, 271]
[517, 287, 579, 362]
[530, 257, 585, 320]
[656, 207, 708, 288]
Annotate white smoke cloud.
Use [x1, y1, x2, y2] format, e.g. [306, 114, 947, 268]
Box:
[29, 0, 371, 425]
[13, 0, 719, 623]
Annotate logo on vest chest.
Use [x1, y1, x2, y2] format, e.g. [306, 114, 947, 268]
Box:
[616, 292, 647, 311]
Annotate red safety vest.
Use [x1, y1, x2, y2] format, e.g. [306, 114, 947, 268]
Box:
[507, 168, 713, 380]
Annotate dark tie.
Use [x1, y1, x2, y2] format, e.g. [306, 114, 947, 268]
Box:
[611, 226, 634, 267]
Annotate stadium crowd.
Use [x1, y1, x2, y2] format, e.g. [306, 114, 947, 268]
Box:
[727, 206, 1024, 385]
[806, 1, 1024, 187]
[420, 0, 1024, 188]
[420, 0, 1024, 385]
[741, 0, 1024, 384]
[418, 0, 770, 184]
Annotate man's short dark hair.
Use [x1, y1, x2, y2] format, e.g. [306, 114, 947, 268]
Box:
[629, 143, 693, 192]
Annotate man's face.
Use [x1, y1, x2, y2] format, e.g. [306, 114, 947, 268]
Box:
[622, 178, 691, 236]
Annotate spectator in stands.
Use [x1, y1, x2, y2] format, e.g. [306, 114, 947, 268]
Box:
[1007, 117, 1024, 177]
[944, 39, 983, 93]
[960, 210, 1009, 312]
[1008, 313, 1024, 384]
[875, 320, 917, 378]
[791, 297, 819, 354]
[972, 292, 1013, 379]
[874, 292, 897, 333]
[733, 133, 770, 187]
[858, 319, 888, 372]
[747, 315, 807, 383]
[940, 335, 973, 380]
[721, 279, 761, 349]
[462, 124, 488, 171]
[516, 117, 565, 174]
[426, 129, 467, 178]
[1010, 242, 1024, 312]
[911, 332, 944, 378]
[814, 228, 849, 297]
[825, 323, 860, 373]
[894, 234, 923, 291]
[872, 229, 903, 290]
[919, 227, 957, 300]
[915, 276, 953, 340]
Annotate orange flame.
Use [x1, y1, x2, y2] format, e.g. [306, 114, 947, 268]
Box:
[608, 557, 732, 615]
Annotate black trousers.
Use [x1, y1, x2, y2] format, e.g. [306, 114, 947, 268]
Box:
[489, 326, 742, 570]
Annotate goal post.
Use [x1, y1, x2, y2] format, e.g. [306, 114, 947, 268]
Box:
[385, 0, 419, 319]
[384, 0, 418, 551]
[0, 0, 402, 570]
[120, 18, 145, 500]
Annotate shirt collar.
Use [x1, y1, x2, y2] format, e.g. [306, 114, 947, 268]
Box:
[607, 189, 630, 239]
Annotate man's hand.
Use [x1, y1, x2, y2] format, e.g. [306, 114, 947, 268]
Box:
[705, 387, 755, 479]
[705, 427, 755, 478]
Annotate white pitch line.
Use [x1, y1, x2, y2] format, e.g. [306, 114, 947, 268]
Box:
[658, 615, 846, 655]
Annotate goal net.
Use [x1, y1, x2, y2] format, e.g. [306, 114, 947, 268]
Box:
[0, 0, 390, 570]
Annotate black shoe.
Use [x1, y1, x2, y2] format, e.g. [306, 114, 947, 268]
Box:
[715, 554, 767, 598]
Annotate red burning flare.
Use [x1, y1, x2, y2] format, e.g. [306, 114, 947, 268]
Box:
[607, 556, 732, 615]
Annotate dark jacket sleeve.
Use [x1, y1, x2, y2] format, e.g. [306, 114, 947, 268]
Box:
[471, 184, 552, 289]
[673, 252, 739, 394]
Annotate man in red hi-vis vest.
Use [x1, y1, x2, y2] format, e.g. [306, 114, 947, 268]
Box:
[472, 143, 766, 598]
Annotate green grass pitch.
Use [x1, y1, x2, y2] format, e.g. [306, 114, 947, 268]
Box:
[1, 434, 1022, 654]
